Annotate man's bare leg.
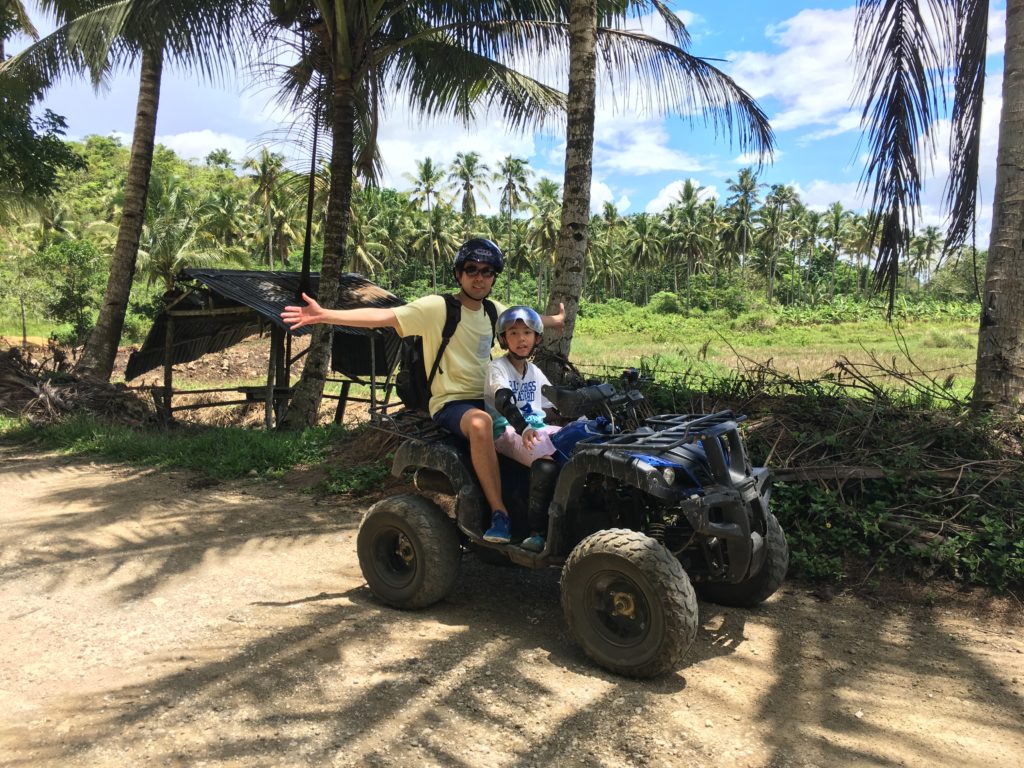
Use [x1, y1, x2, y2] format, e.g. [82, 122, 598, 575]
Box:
[460, 409, 506, 513]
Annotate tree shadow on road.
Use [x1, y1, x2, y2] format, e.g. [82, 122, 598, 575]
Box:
[0, 451, 363, 602]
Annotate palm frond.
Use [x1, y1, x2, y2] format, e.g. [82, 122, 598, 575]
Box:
[595, 28, 775, 162]
[6, 0, 266, 89]
[389, 38, 565, 133]
[853, 0, 953, 314]
[1, 1, 131, 88]
[944, 0, 988, 255]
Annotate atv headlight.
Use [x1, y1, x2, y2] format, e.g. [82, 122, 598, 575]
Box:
[662, 467, 676, 485]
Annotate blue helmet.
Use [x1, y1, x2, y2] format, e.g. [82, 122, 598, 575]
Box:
[454, 238, 504, 274]
[496, 305, 543, 351]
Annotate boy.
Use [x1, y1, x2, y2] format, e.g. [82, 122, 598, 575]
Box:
[484, 305, 562, 552]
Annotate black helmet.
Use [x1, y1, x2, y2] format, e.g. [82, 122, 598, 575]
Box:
[454, 238, 504, 274]
[496, 305, 543, 353]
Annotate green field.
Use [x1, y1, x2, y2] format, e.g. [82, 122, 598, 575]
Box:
[569, 310, 977, 397]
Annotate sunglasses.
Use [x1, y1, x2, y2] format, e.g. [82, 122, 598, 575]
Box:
[461, 264, 497, 278]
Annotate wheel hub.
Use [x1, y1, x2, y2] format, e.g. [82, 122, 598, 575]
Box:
[395, 534, 415, 566]
[610, 590, 636, 619]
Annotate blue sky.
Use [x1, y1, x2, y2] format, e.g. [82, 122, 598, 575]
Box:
[17, 2, 1008, 245]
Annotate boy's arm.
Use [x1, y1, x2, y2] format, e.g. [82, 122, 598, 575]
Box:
[281, 293, 399, 331]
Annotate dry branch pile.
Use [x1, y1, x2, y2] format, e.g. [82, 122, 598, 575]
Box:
[0, 347, 154, 425]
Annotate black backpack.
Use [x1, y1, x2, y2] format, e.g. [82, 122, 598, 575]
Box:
[394, 295, 498, 413]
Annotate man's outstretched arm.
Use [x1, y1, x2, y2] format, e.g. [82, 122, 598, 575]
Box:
[541, 302, 566, 333]
[281, 293, 399, 331]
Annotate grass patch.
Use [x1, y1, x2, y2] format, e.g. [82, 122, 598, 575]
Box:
[1, 414, 342, 480]
[317, 461, 393, 496]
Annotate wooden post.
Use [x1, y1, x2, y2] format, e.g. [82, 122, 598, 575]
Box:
[272, 324, 287, 425]
[334, 381, 351, 424]
[264, 324, 277, 429]
[161, 315, 174, 424]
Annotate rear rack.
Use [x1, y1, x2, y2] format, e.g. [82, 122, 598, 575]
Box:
[369, 408, 447, 442]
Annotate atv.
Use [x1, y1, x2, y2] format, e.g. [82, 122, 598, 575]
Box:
[358, 368, 788, 678]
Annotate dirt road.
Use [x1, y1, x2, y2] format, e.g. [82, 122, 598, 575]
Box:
[1, 446, 1022, 767]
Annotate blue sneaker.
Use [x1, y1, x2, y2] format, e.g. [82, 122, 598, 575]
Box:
[520, 533, 545, 553]
[483, 510, 511, 543]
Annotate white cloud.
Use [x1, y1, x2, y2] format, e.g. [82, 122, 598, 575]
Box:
[156, 130, 252, 164]
[734, 149, 782, 166]
[645, 178, 718, 213]
[989, 6, 1006, 57]
[727, 8, 859, 134]
[590, 180, 614, 210]
[592, 117, 708, 175]
[798, 179, 863, 212]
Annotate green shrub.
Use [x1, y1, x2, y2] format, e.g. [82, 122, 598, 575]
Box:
[648, 291, 682, 314]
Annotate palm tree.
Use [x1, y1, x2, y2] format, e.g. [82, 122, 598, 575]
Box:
[540, 2, 774, 374]
[405, 157, 449, 291]
[447, 150, 490, 237]
[913, 224, 944, 286]
[822, 201, 850, 299]
[0, 1, 37, 61]
[4, 0, 262, 381]
[795, 207, 823, 304]
[667, 182, 712, 310]
[527, 177, 561, 306]
[345, 200, 385, 277]
[203, 186, 251, 249]
[757, 184, 796, 302]
[846, 211, 878, 298]
[411, 201, 461, 285]
[243, 147, 287, 269]
[623, 213, 664, 304]
[361, 187, 413, 287]
[137, 175, 225, 292]
[852, 0, 1024, 414]
[270, 2, 565, 428]
[725, 167, 762, 281]
[494, 154, 532, 299]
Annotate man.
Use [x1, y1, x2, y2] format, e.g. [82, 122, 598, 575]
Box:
[281, 238, 564, 543]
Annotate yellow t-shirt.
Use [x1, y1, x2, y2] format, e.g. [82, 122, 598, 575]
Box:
[393, 295, 507, 417]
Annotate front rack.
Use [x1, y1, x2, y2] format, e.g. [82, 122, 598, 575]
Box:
[578, 410, 745, 455]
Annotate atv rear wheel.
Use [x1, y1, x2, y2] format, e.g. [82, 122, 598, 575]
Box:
[561, 528, 698, 678]
[697, 512, 789, 608]
[357, 494, 460, 609]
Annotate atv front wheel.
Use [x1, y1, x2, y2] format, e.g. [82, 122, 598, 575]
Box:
[357, 494, 461, 609]
[697, 512, 789, 608]
[561, 528, 698, 678]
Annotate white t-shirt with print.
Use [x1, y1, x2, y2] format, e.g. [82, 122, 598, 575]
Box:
[484, 355, 554, 439]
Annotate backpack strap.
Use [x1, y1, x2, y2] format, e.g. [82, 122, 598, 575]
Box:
[426, 295, 498, 389]
[425, 295, 463, 389]
[482, 299, 498, 344]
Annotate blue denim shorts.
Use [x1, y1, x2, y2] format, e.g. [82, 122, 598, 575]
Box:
[432, 399, 486, 440]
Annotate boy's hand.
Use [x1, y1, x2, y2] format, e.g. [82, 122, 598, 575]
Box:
[281, 293, 322, 330]
[523, 427, 541, 450]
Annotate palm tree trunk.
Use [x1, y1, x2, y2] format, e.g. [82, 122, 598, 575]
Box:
[282, 75, 356, 429]
[75, 43, 163, 382]
[267, 208, 274, 268]
[974, 0, 1024, 415]
[427, 197, 436, 291]
[538, 0, 596, 381]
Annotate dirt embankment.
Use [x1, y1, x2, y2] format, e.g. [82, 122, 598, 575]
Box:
[1, 446, 1022, 768]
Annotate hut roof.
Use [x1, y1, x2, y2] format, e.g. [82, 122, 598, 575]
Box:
[124, 269, 403, 381]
